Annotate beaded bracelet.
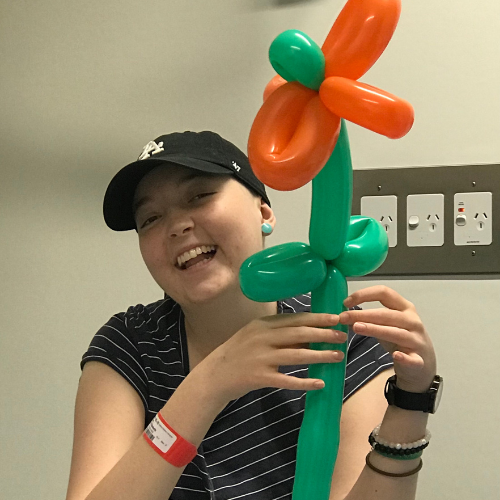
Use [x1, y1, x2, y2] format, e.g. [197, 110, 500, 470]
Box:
[369, 424, 431, 460]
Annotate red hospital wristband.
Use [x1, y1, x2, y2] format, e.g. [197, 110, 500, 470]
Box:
[143, 412, 197, 467]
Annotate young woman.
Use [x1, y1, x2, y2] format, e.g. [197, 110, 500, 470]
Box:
[66, 131, 440, 500]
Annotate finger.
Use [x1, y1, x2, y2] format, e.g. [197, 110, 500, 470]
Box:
[271, 327, 348, 347]
[271, 372, 326, 391]
[265, 312, 339, 328]
[352, 322, 423, 350]
[272, 348, 345, 366]
[344, 286, 414, 312]
[392, 351, 425, 369]
[339, 308, 422, 331]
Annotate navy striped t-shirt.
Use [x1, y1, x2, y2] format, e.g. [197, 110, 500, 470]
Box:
[81, 294, 393, 500]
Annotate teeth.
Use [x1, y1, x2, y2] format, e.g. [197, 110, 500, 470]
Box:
[176, 245, 216, 267]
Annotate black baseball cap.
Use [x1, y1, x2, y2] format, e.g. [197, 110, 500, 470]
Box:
[103, 131, 270, 231]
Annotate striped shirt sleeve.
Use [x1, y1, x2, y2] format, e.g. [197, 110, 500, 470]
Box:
[80, 312, 150, 410]
[344, 332, 393, 400]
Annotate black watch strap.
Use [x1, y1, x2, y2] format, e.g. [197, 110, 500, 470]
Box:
[384, 375, 442, 413]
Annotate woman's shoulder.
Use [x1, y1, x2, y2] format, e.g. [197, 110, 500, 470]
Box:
[119, 296, 182, 333]
[82, 296, 183, 367]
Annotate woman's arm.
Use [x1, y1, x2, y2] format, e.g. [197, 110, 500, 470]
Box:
[329, 369, 429, 500]
[328, 370, 393, 500]
[66, 312, 349, 500]
[65, 361, 225, 500]
[328, 285, 437, 500]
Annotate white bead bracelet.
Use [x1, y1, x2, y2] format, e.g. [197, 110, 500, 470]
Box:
[370, 424, 431, 451]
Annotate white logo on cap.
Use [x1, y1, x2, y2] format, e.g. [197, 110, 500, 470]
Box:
[138, 141, 164, 160]
[232, 161, 241, 172]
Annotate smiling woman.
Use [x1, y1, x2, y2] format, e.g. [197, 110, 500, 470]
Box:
[132, 161, 271, 306]
[66, 130, 438, 500]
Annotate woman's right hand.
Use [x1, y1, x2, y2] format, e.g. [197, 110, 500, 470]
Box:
[196, 313, 347, 404]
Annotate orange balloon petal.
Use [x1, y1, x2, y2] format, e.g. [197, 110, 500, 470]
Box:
[248, 82, 341, 191]
[263, 75, 288, 101]
[319, 77, 414, 139]
[322, 0, 401, 80]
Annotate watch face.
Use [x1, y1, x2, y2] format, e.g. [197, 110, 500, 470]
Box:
[384, 375, 397, 406]
[431, 376, 443, 413]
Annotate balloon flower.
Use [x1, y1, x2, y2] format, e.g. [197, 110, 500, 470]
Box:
[239, 1, 414, 500]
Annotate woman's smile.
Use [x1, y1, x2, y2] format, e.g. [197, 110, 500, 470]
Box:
[176, 245, 217, 269]
[177, 248, 218, 272]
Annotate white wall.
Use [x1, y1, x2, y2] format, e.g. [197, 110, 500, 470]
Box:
[1, 1, 499, 499]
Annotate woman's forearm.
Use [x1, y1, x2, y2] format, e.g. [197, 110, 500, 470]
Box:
[344, 406, 429, 500]
[84, 370, 226, 500]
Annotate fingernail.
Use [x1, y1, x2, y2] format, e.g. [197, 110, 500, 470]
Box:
[335, 331, 347, 342]
[314, 380, 325, 389]
[344, 296, 353, 306]
[355, 322, 366, 332]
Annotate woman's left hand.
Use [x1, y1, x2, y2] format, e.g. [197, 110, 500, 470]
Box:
[339, 285, 437, 393]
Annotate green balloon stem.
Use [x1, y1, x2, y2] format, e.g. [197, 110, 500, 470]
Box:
[294, 121, 388, 500]
[292, 265, 348, 500]
[294, 121, 352, 500]
[309, 119, 353, 261]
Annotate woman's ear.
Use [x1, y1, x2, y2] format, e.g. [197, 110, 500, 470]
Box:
[260, 199, 276, 232]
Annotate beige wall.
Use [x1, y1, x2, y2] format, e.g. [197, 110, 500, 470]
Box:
[1, 1, 499, 499]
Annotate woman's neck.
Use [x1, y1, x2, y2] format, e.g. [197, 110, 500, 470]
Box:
[181, 289, 277, 369]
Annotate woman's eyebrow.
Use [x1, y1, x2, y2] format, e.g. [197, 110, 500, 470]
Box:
[178, 171, 220, 186]
[178, 171, 201, 184]
[133, 172, 223, 216]
[132, 195, 153, 218]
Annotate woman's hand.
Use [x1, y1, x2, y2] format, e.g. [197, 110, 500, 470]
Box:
[197, 313, 346, 404]
[340, 285, 437, 393]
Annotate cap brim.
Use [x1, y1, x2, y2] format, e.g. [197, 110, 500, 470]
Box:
[103, 155, 232, 231]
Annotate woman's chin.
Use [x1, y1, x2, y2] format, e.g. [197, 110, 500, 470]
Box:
[168, 275, 242, 308]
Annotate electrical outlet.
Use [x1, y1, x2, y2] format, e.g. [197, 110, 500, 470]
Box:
[352, 164, 500, 275]
[360, 195, 397, 247]
[454, 192, 492, 245]
[407, 194, 444, 247]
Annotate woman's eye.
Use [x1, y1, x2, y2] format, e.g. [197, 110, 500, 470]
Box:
[140, 215, 159, 229]
[190, 192, 215, 202]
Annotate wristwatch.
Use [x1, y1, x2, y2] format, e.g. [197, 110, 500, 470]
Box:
[384, 374, 443, 413]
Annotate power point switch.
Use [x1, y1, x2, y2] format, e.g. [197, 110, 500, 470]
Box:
[407, 194, 444, 247]
[456, 214, 467, 227]
[408, 215, 420, 229]
[454, 192, 492, 246]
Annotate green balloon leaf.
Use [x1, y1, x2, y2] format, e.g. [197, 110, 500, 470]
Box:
[269, 30, 325, 91]
[333, 216, 389, 276]
[239, 242, 327, 302]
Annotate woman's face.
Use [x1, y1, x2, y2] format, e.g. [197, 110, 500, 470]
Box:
[133, 164, 275, 307]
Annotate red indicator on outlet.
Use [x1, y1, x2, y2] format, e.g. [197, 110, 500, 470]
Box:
[458, 207, 465, 212]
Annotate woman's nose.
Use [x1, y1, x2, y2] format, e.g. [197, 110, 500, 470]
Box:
[168, 216, 194, 238]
